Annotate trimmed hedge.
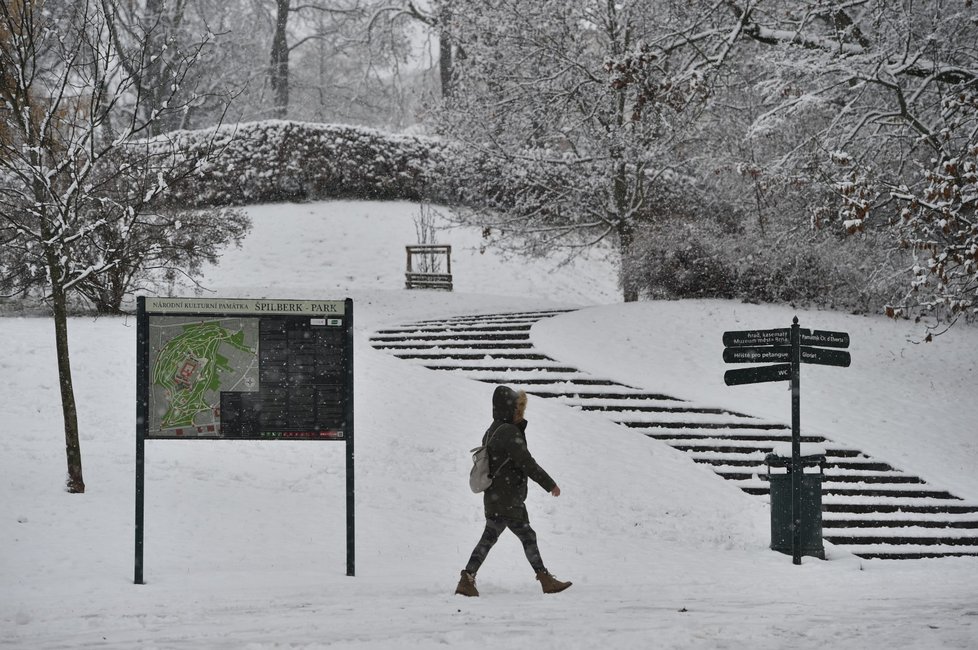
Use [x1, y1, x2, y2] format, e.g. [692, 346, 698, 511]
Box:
[160, 120, 462, 208]
[632, 220, 905, 314]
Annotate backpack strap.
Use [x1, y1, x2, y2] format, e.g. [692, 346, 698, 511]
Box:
[486, 423, 511, 476]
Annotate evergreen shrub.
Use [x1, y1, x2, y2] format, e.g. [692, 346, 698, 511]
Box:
[635, 222, 905, 314]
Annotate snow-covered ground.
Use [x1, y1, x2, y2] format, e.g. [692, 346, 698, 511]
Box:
[2, 200, 977, 649]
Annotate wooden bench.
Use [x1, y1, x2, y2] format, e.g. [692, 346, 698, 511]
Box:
[405, 245, 453, 291]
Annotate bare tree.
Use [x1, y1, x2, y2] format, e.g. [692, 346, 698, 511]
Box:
[266, 0, 367, 119]
[370, 0, 457, 99]
[434, 0, 754, 301]
[724, 0, 978, 325]
[99, 0, 258, 133]
[0, 0, 229, 492]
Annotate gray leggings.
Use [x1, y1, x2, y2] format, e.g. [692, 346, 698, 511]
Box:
[465, 516, 546, 574]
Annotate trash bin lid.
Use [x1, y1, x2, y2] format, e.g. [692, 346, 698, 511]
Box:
[764, 452, 826, 468]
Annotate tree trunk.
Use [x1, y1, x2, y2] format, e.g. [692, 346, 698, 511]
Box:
[143, 0, 168, 136]
[270, 0, 291, 119]
[438, 6, 453, 99]
[618, 223, 640, 303]
[612, 158, 640, 303]
[53, 288, 85, 493]
[44, 242, 85, 493]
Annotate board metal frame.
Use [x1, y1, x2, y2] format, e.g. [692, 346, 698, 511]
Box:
[135, 296, 355, 583]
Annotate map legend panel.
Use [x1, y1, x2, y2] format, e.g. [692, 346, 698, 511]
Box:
[251, 318, 347, 435]
[219, 391, 262, 437]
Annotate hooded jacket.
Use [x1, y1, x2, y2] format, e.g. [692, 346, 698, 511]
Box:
[482, 385, 557, 522]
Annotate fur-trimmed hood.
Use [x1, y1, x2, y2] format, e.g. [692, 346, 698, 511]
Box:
[492, 385, 527, 423]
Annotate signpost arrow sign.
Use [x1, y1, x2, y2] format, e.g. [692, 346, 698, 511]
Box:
[722, 328, 790, 348]
[723, 328, 850, 350]
[723, 346, 791, 364]
[800, 346, 851, 367]
[800, 330, 850, 349]
[723, 363, 792, 386]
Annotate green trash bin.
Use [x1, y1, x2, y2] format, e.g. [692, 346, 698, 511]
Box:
[764, 452, 826, 560]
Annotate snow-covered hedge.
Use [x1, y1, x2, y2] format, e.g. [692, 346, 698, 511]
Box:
[160, 120, 462, 207]
[632, 220, 905, 314]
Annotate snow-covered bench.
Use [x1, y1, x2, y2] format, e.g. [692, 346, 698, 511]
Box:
[405, 245, 453, 291]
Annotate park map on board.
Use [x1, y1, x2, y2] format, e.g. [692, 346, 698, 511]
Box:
[148, 317, 260, 437]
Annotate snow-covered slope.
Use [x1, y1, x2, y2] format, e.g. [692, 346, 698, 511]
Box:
[2, 200, 977, 649]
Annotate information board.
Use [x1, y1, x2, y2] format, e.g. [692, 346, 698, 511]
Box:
[138, 297, 352, 440]
[134, 296, 355, 584]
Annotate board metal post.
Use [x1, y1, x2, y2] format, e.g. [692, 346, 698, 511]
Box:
[134, 296, 148, 584]
[345, 297, 355, 577]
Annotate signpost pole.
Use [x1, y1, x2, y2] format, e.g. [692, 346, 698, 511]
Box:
[790, 316, 802, 566]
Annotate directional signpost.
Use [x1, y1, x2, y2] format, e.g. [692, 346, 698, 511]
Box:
[723, 317, 851, 565]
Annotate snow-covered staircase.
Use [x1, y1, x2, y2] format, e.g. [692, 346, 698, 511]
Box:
[370, 309, 978, 560]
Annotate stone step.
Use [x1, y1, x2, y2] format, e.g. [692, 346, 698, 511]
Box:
[824, 518, 978, 529]
[540, 391, 683, 402]
[823, 503, 978, 514]
[826, 460, 899, 472]
[390, 352, 553, 361]
[581, 403, 750, 417]
[627, 421, 790, 431]
[716, 470, 924, 484]
[825, 533, 978, 546]
[741, 485, 959, 499]
[371, 332, 530, 342]
[673, 443, 861, 456]
[409, 310, 569, 326]
[650, 431, 826, 442]
[523, 387, 654, 398]
[804, 473, 927, 485]
[690, 453, 891, 469]
[708, 463, 908, 479]
[372, 341, 535, 350]
[847, 548, 978, 559]
[474, 376, 624, 387]
[421, 363, 580, 373]
[375, 324, 532, 334]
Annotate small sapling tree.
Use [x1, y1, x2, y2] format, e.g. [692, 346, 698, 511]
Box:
[0, 0, 234, 491]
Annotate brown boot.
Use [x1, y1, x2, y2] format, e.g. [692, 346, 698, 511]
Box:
[536, 570, 572, 594]
[455, 570, 479, 597]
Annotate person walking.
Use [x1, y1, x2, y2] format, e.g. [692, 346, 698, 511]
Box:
[456, 385, 572, 597]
